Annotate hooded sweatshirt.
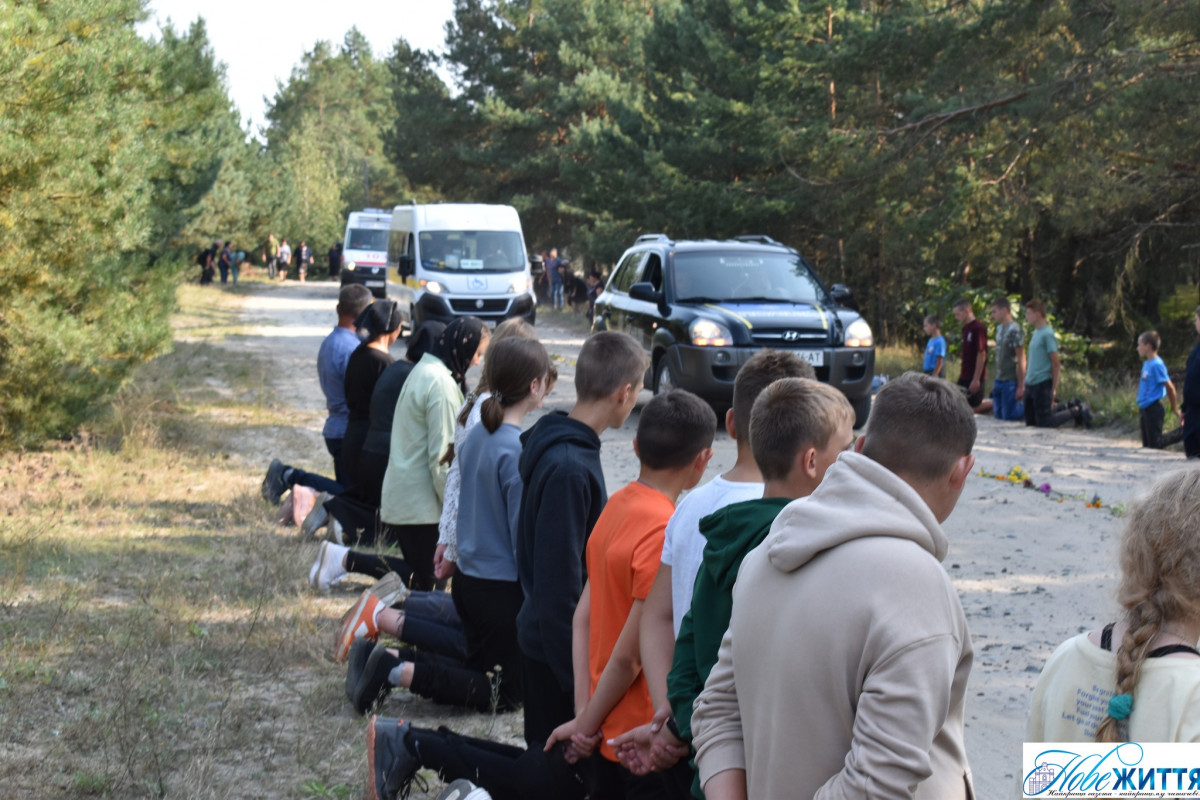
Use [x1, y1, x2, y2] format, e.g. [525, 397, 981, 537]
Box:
[669, 496, 788, 800]
[692, 451, 974, 799]
[514, 411, 607, 693]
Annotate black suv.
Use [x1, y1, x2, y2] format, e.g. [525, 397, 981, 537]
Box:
[593, 235, 875, 426]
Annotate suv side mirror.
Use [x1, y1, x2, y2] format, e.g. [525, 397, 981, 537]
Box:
[830, 283, 858, 310]
[398, 254, 414, 278]
[629, 282, 664, 305]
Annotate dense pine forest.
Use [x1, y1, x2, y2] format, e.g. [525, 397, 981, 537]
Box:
[3, 0, 1199, 446]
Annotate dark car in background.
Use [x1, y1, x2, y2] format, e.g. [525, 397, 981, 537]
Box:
[593, 234, 875, 426]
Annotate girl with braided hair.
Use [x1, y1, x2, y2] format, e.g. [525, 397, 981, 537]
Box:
[1028, 468, 1200, 743]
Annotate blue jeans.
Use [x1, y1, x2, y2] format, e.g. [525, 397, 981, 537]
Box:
[550, 283, 563, 309]
[992, 380, 1024, 421]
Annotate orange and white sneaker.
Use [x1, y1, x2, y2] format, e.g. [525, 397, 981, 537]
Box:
[333, 572, 407, 662]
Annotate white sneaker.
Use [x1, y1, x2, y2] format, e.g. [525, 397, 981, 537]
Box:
[308, 541, 349, 592]
[436, 779, 492, 800]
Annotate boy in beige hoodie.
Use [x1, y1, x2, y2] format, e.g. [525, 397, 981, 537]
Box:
[692, 371, 978, 799]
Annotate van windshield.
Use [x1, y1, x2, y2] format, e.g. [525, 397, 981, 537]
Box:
[671, 251, 830, 306]
[346, 229, 390, 252]
[419, 231, 525, 273]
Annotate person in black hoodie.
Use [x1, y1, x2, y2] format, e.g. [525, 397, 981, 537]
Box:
[362, 331, 648, 800]
[513, 330, 650, 744]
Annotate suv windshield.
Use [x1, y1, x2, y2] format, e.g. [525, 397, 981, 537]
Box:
[419, 231, 525, 273]
[672, 251, 830, 305]
[346, 228, 390, 252]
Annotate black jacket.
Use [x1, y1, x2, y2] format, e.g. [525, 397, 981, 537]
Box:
[514, 411, 607, 692]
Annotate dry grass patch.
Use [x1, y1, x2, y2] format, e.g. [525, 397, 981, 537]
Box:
[0, 284, 518, 799]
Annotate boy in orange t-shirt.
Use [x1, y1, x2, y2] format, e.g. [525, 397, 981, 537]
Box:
[546, 389, 716, 793]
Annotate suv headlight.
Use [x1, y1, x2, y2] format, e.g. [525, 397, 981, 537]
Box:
[845, 319, 873, 347]
[690, 318, 733, 347]
[421, 280, 446, 295]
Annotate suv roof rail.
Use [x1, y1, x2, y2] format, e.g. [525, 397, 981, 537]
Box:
[733, 234, 783, 246]
[635, 233, 673, 245]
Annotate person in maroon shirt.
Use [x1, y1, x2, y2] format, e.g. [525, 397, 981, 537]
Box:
[952, 298, 993, 414]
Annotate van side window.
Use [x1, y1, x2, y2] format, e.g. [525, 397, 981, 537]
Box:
[611, 251, 645, 294]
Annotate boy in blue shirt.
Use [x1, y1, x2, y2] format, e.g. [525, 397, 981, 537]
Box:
[1136, 330, 1184, 449]
[923, 315, 946, 378]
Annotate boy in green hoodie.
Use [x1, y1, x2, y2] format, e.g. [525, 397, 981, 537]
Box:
[611, 377, 854, 797]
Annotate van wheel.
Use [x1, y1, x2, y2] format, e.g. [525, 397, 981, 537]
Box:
[851, 394, 871, 429]
[654, 357, 676, 396]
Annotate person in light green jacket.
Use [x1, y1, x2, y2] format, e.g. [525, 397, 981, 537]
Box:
[310, 317, 489, 594]
[379, 317, 488, 590]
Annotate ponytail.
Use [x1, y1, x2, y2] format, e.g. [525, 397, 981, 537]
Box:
[480, 394, 505, 433]
[475, 338, 551, 433]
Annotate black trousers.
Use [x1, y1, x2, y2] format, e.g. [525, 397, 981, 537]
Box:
[385, 523, 439, 591]
[1024, 381, 1075, 428]
[521, 654, 575, 749]
[1139, 401, 1185, 449]
[407, 571, 523, 711]
[408, 726, 589, 800]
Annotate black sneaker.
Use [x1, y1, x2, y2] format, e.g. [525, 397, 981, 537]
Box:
[353, 643, 402, 715]
[366, 717, 422, 800]
[261, 459, 288, 505]
[346, 638, 374, 703]
[1078, 401, 1094, 429]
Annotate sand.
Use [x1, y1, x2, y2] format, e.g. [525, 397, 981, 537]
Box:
[227, 280, 1195, 798]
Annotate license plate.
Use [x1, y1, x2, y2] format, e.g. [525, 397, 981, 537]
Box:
[797, 350, 825, 367]
[365, 281, 385, 288]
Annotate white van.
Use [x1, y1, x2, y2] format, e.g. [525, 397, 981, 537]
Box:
[341, 209, 393, 298]
[387, 202, 538, 328]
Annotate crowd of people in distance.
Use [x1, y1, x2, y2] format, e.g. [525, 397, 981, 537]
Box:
[533, 247, 603, 321]
[197, 234, 332, 286]
[260, 285, 1200, 799]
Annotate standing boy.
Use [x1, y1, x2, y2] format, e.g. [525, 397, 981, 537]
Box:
[990, 297, 1026, 421]
[545, 390, 717, 794]
[952, 298, 992, 413]
[692, 372, 977, 798]
[923, 315, 946, 378]
[1136, 330, 1184, 450]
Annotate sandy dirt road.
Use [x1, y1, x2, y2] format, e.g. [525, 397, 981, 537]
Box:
[225, 280, 1193, 798]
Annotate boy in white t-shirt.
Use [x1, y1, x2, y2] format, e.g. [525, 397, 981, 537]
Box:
[638, 350, 816, 695]
[658, 351, 815, 633]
